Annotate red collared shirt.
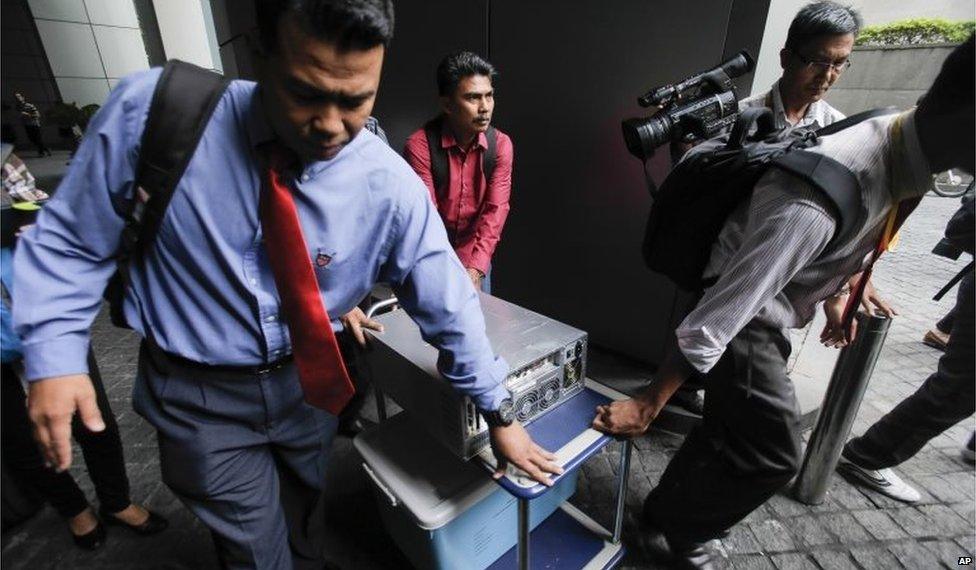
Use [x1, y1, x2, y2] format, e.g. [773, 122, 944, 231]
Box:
[403, 123, 513, 274]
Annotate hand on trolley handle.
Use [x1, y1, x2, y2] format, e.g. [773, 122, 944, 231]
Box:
[489, 422, 563, 487]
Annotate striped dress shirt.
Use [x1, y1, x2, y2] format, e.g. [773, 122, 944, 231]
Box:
[677, 111, 932, 373]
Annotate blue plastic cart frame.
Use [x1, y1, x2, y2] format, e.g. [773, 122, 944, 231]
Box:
[363, 298, 633, 569]
[475, 380, 632, 570]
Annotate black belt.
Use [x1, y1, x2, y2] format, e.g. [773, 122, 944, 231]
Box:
[143, 340, 294, 375]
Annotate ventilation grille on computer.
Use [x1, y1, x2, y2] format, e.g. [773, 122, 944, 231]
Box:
[514, 391, 539, 422]
[539, 378, 561, 410]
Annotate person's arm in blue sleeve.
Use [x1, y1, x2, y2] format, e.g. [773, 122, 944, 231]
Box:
[383, 176, 509, 411]
[14, 71, 155, 380]
[12, 69, 158, 472]
[382, 177, 563, 486]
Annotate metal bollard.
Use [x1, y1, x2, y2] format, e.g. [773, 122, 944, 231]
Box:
[793, 312, 892, 505]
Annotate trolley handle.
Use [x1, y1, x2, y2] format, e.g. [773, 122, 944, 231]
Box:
[361, 463, 398, 507]
[365, 296, 399, 319]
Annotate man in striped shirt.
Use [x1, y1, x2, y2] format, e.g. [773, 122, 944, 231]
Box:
[594, 38, 975, 569]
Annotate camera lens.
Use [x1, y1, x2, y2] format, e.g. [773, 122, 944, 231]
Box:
[622, 115, 672, 160]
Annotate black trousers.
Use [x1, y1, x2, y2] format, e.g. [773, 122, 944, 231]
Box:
[845, 271, 975, 469]
[1, 352, 131, 518]
[643, 319, 802, 542]
[23, 125, 49, 155]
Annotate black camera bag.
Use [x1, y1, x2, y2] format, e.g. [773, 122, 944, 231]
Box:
[641, 106, 898, 292]
[104, 60, 229, 328]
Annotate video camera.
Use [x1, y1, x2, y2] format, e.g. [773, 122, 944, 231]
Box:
[621, 50, 755, 160]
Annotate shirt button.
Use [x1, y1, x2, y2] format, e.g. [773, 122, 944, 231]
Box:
[265, 315, 277, 323]
[300, 173, 310, 182]
[250, 278, 257, 286]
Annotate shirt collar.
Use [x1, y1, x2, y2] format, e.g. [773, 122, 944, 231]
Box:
[438, 118, 488, 151]
[770, 80, 825, 129]
[889, 109, 933, 202]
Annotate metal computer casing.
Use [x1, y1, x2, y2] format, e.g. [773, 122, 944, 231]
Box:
[366, 294, 588, 459]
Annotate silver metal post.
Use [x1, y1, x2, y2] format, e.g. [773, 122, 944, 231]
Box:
[794, 313, 891, 504]
[518, 498, 529, 570]
[612, 440, 633, 544]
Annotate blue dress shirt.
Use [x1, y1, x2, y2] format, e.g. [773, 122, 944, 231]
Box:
[13, 68, 509, 411]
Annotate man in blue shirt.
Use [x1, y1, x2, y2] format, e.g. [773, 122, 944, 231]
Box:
[13, 1, 560, 567]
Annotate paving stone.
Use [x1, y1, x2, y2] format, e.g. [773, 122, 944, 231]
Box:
[730, 554, 776, 570]
[888, 507, 941, 539]
[787, 516, 834, 548]
[827, 480, 876, 510]
[770, 553, 817, 570]
[849, 545, 904, 570]
[851, 510, 908, 540]
[940, 471, 976, 499]
[955, 535, 976, 553]
[917, 504, 973, 535]
[887, 540, 945, 569]
[749, 519, 796, 553]
[741, 503, 774, 525]
[809, 549, 859, 570]
[917, 474, 971, 503]
[948, 500, 976, 525]
[722, 524, 763, 554]
[818, 513, 872, 545]
[583, 454, 615, 481]
[923, 540, 971, 568]
[766, 493, 808, 519]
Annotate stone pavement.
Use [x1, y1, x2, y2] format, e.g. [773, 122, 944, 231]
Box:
[1, 194, 973, 569]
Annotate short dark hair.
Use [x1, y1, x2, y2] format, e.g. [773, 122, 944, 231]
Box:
[436, 51, 496, 97]
[255, 0, 394, 53]
[785, 2, 862, 51]
[918, 35, 975, 113]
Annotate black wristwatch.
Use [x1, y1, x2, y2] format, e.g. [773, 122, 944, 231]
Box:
[481, 398, 515, 428]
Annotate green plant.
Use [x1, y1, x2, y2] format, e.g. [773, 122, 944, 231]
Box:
[856, 18, 975, 46]
[44, 101, 100, 131]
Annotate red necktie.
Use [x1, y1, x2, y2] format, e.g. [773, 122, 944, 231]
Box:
[260, 144, 354, 414]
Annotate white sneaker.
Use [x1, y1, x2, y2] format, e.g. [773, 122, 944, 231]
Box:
[837, 455, 921, 503]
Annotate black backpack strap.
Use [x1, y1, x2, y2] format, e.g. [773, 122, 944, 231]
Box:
[109, 60, 228, 328]
[726, 107, 775, 149]
[771, 150, 862, 246]
[424, 116, 448, 191]
[127, 60, 229, 250]
[934, 260, 974, 301]
[483, 126, 497, 181]
[815, 107, 900, 137]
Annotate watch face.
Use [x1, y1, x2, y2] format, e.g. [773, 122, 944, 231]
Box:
[498, 398, 515, 423]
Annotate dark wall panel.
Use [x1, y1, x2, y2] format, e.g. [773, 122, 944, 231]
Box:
[371, 1, 488, 150]
[489, 0, 766, 363]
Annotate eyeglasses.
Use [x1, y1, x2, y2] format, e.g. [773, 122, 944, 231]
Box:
[792, 50, 852, 74]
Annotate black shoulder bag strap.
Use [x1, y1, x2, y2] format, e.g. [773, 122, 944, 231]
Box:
[768, 106, 903, 247]
[109, 60, 229, 328]
[424, 116, 448, 191]
[770, 151, 861, 246]
[814, 106, 900, 137]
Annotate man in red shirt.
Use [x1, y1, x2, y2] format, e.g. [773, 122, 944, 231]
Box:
[404, 51, 513, 293]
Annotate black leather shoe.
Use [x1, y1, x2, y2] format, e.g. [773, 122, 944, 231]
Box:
[100, 508, 169, 536]
[71, 520, 107, 551]
[666, 536, 730, 570]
